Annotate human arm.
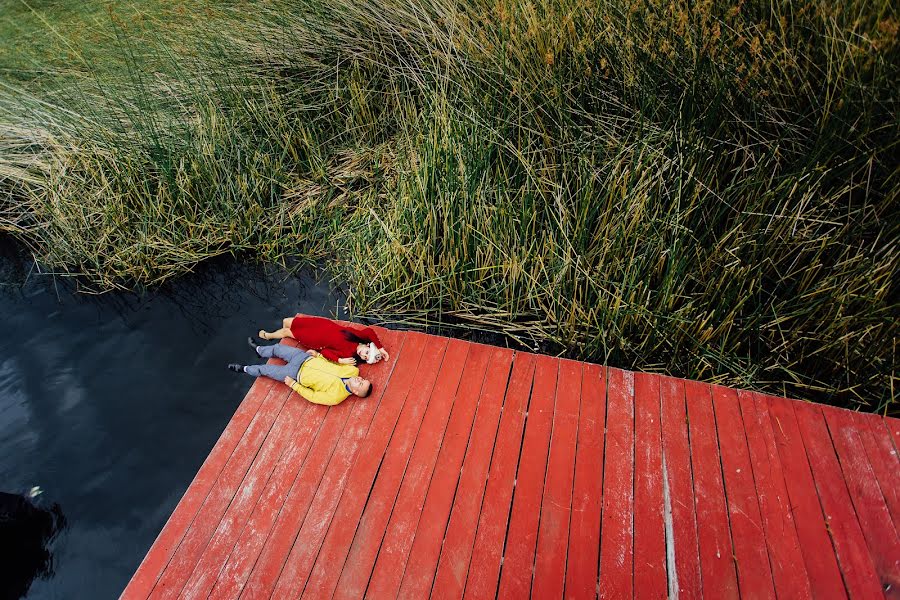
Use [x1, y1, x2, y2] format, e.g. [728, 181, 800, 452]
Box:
[320, 347, 344, 362]
[306, 348, 354, 364]
[283, 376, 344, 406]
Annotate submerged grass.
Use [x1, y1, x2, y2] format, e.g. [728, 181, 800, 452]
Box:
[0, 0, 897, 412]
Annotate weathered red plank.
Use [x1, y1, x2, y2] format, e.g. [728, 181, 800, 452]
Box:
[429, 348, 515, 599]
[462, 354, 537, 600]
[210, 328, 405, 598]
[598, 368, 635, 599]
[767, 394, 848, 599]
[792, 400, 884, 599]
[857, 413, 900, 528]
[633, 372, 666, 599]
[658, 376, 700, 598]
[887, 417, 900, 454]
[684, 379, 738, 600]
[241, 329, 407, 599]
[206, 328, 403, 598]
[711, 385, 775, 599]
[531, 359, 582, 600]
[364, 339, 470, 599]
[737, 391, 812, 598]
[147, 386, 291, 600]
[562, 363, 606, 600]
[121, 375, 276, 600]
[127, 323, 900, 600]
[393, 344, 493, 599]
[495, 354, 559, 600]
[821, 405, 900, 594]
[293, 331, 430, 599]
[208, 400, 340, 600]
[331, 336, 450, 599]
[179, 392, 316, 599]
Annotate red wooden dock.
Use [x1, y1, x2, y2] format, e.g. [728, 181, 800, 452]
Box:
[122, 326, 900, 599]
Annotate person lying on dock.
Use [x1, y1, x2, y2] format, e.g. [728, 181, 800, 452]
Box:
[228, 339, 372, 405]
[257, 315, 389, 366]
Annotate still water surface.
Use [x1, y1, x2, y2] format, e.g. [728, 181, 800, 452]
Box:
[0, 251, 344, 599]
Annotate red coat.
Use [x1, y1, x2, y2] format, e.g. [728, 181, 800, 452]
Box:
[290, 316, 384, 362]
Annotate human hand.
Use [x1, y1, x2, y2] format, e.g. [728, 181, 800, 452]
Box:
[308, 349, 321, 358]
[340, 357, 358, 365]
[284, 376, 296, 387]
[379, 348, 389, 362]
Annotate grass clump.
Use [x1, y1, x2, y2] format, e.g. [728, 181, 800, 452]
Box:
[0, 0, 897, 412]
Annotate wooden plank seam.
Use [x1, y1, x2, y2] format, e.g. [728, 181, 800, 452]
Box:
[431, 349, 516, 599]
[490, 357, 543, 598]
[365, 339, 470, 599]
[794, 401, 882, 598]
[554, 362, 583, 600]
[462, 353, 537, 600]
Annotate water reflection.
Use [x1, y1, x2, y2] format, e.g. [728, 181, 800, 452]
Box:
[0, 242, 345, 599]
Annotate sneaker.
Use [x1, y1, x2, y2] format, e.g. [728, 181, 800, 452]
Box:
[227, 363, 244, 373]
[247, 336, 260, 353]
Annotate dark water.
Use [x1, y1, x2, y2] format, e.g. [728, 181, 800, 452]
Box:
[0, 248, 345, 599]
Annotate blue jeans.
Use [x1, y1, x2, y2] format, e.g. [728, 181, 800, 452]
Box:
[244, 344, 311, 382]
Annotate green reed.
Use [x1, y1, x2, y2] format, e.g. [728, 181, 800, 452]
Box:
[0, 0, 896, 412]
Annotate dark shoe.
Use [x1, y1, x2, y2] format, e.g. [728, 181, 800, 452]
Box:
[227, 363, 244, 373]
[247, 336, 261, 353]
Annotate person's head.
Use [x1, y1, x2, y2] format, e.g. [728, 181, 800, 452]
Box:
[346, 376, 373, 398]
[356, 343, 383, 364]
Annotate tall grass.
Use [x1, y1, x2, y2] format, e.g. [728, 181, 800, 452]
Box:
[0, 0, 897, 412]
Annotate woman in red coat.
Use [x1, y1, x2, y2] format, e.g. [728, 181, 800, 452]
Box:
[258, 316, 390, 365]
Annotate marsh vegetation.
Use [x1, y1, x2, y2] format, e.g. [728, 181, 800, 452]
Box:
[0, 0, 897, 412]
